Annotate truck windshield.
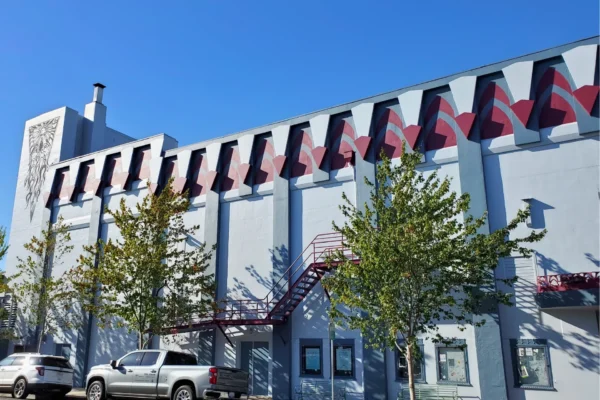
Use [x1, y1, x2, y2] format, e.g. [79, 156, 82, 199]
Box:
[164, 352, 197, 365]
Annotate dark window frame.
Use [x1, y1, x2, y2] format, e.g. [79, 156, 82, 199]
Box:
[435, 340, 471, 386]
[510, 339, 554, 391]
[140, 351, 161, 366]
[395, 339, 426, 383]
[300, 339, 323, 377]
[333, 339, 355, 379]
[119, 352, 143, 367]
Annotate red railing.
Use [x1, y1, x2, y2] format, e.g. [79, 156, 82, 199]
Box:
[211, 232, 354, 324]
[537, 272, 600, 293]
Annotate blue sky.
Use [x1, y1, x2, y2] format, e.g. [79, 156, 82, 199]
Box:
[0, 0, 598, 266]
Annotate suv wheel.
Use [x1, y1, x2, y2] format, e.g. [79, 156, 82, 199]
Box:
[12, 378, 29, 399]
[173, 385, 196, 400]
[87, 380, 106, 400]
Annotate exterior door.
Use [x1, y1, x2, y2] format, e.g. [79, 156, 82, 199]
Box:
[241, 341, 269, 395]
[109, 352, 143, 395]
[130, 351, 161, 396]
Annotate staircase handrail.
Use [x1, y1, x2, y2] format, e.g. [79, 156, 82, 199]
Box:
[264, 232, 345, 310]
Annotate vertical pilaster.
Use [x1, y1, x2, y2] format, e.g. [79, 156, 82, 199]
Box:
[272, 173, 291, 399]
[351, 103, 387, 400]
[272, 131, 292, 399]
[199, 189, 219, 366]
[450, 76, 509, 400]
[77, 195, 103, 387]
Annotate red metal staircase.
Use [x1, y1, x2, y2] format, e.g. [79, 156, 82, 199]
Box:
[170, 232, 356, 333]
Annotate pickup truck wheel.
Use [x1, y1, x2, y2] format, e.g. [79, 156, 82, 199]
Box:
[87, 380, 106, 400]
[173, 385, 196, 400]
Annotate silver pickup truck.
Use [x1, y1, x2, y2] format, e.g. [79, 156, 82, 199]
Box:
[85, 350, 249, 400]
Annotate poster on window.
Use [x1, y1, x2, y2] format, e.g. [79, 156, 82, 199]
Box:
[305, 348, 320, 371]
[516, 347, 550, 387]
[336, 347, 352, 371]
[439, 349, 466, 382]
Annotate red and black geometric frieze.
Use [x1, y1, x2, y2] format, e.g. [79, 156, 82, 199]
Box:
[105, 153, 129, 189]
[290, 127, 315, 178]
[189, 151, 210, 197]
[329, 117, 355, 170]
[374, 106, 404, 160]
[220, 145, 242, 191]
[423, 95, 458, 151]
[131, 146, 151, 182]
[478, 82, 515, 140]
[536, 67, 577, 129]
[254, 136, 275, 185]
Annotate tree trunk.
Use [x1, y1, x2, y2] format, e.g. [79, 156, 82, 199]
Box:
[406, 343, 416, 400]
[36, 321, 45, 353]
[138, 331, 144, 350]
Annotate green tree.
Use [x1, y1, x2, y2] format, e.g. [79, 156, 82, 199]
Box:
[0, 227, 10, 335]
[73, 180, 215, 349]
[9, 217, 82, 352]
[322, 147, 545, 400]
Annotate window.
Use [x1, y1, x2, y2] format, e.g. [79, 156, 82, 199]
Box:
[140, 352, 161, 366]
[0, 357, 14, 366]
[333, 339, 355, 378]
[300, 339, 322, 377]
[164, 352, 197, 366]
[55, 344, 71, 360]
[119, 352, 143, 367]
[436, 340, 470, 385]
[11, 357, 26, 366]
[510, 339, 554, 390]
[396, 340, 426, 382]
[29, 357, 72, 369]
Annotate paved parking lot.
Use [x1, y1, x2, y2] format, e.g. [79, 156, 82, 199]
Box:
[0, 389, 271, 399]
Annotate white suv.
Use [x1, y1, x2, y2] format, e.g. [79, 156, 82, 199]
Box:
[0, 353, 73, 399]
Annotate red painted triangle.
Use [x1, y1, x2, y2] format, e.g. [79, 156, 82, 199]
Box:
[510, 99, 535, 127]
[354, 136, 372, 159]
[403, 125, 422, 149]
[238, 163, 251, 184]
[205, 170, 218, 191]
[173, 177, 187, 194]
[455, 112, 476, 138]
[273, 155, 287, 176]
[312, 147, 327, 169]
[574, 85, 600, 115]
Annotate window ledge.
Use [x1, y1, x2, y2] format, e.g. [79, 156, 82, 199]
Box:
[299, 374, 324, 379]
[515, 385, 556, 391]
[396, 379, 427, 384]
[437, 381, 472, 387]
[333, 375, 356, 380]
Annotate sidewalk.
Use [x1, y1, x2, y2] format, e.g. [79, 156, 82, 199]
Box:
[0, 388, 272, 399]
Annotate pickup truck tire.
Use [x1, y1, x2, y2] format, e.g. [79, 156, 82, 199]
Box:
[87, 380, 106, 400]
[173, 384, 196, 400]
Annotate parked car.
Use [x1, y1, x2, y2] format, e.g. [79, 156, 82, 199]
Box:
[0, 353, 73, 399]
[86, 349, 249, 399]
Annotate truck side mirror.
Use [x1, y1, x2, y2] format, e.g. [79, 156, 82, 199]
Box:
[110, 360, 117, 369]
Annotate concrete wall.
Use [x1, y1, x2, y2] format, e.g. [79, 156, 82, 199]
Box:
[486, 134, 600, 400]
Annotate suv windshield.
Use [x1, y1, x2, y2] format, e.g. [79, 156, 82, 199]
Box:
[29, 357, 72, 369]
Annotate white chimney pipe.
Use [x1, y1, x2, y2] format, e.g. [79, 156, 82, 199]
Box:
[93, 82, 106, 103]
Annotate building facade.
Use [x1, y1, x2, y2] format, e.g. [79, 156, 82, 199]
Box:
[3, 37, 599, 399]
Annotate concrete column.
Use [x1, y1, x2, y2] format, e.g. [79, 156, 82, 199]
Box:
[272, 162, 292, 399]
[198, 189, 220, 365]
[451, 76, 509, 400]
[352, 103, 387, 400]
[76, 195, 103, 387]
